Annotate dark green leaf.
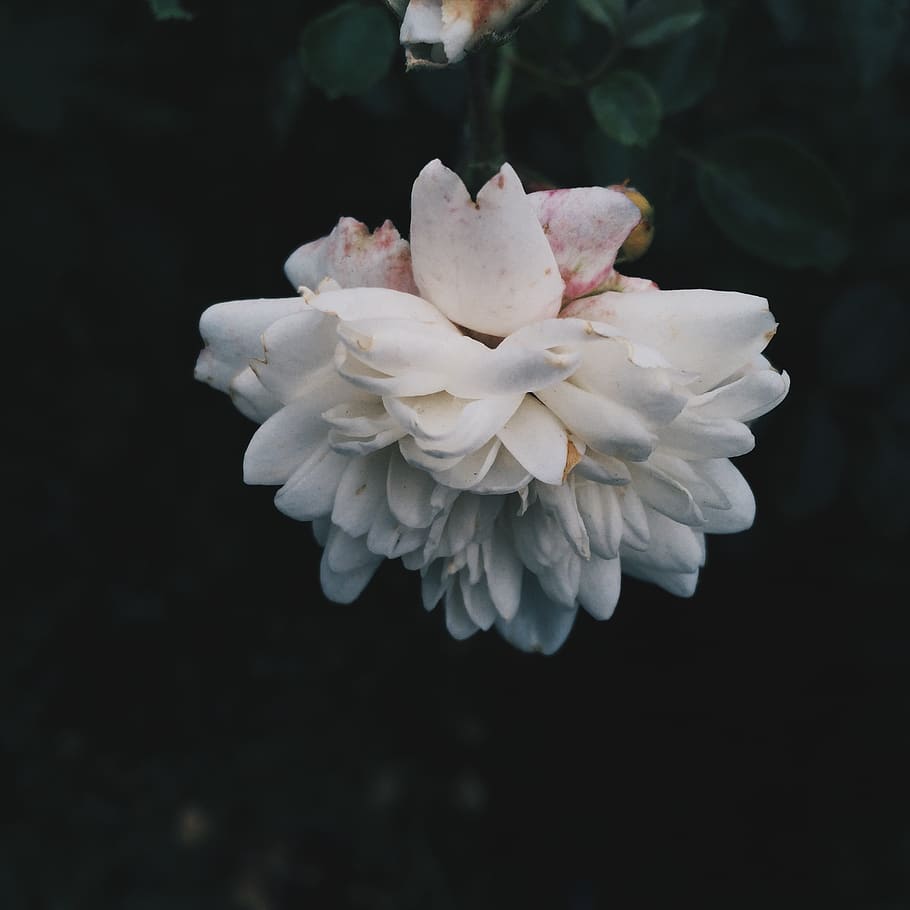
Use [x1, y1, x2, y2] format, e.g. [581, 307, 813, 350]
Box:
[576, 0, 627, 30]
[639, 10, 727, 114]
[146, 0, 193, 21]
[623, 0, 704, 48]
[300, 2, 396, 100]
[696, 132, 850, 269]
[834, 0, 909, 87]
[588, 70, 661, 146]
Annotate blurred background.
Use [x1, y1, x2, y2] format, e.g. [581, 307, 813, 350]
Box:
[3, 0, 909, 906]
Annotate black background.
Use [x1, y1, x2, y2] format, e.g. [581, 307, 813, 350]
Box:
[4, 0, 909, 907]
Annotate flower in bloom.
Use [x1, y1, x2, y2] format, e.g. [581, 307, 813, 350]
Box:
[195, 160, 789, 654]
[384, 0, 548, 67]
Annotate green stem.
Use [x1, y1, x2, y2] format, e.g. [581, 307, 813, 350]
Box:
[463, 51, 506, 193]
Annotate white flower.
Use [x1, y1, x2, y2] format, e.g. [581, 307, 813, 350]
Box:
[384, 0, 548, 67]
[195, 160, 789, 654]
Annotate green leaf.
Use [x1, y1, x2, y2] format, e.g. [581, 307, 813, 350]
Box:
[300, 2, 396, 100]
[146, 0, 193, 21]
[696, 132, 850, 270]
[834, 0, 909, 87]
[588, 70, 662, 146]
[576, 0, 627, 31]
[623, 0, 704, 48]
[638, 10, 726, 114]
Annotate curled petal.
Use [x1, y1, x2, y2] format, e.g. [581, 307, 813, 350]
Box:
[694, 458, 756, 534]
[285, 217, 419, 295]
[528, 186, 642, 300]
[688, 369, 791, 422]
[410, 160, 564, 336]
[562, 289, 777, 392]
[228, 367, 281, 423]
[195, 297, 307, 393]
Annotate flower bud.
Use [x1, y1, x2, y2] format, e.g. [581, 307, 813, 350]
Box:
[608, 183, 654, 263]
[386, 0, 548, 68]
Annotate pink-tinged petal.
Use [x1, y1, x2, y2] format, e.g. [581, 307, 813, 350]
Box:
[195, 297, 307, 393]
[495, 575, 578, 656]
[410, 160, 564, 336]
[284, 217, 418, 294]
[496, 396, 569, 486]
[562, 289, 777, 392]
[578, 555, 621, 620]
[528, 186, 642, 300]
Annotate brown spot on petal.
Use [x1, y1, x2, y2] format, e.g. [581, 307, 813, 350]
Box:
[563, 439, 582, 482]
[765, 327, 778, 341]
[496, 173, 505, 189]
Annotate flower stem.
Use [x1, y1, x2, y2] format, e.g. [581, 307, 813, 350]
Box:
[463, 51, 505, 194]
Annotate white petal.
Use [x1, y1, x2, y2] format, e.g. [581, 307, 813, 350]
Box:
[688, 369, 791, 422]
[195, 297, 307, 393]
[577, 555, 621, 620]
[459, 573, 498, 630]
[386, 451, 439, 529]
[335, 347, 448, 397]
[694, 458, 756, 534]
[228, 367, 281, 423]
[535, 481, 591, 559]
[331, 451, 390, 538]
[444, 584, 480, 640]
[659, 412, 755, 460]
[243, 372, 350, 485]
[617, 486, 650, 550]
[409, 160, 564, 336]
[384, 392, 524, 459]
[435, 493, 502, 557]
[537, 551, 582, 609]
[646, 452, 729, 511]
[496, 396, 569, 485]
[428, 439, 503, 490]
[309, 285, 452, 326]
[481, 523, 523, 621]
[621, 509, 704, 575]
[574, 449, 631, 485]
[627, 462, 705, 527]
[528, 186, 642, 299]
[324, 525, 383, 573]
[536, 381, 656, 462]
[251, 308, 341, 403]
[320, 537, 383, 604]
[273, 443, 347, 521]
[284, 217, 419, 294]
[421, 558, 451, 611]
[495, 575, 577, 655]
[575, 482, 623, 559]
[470, 447, 533, 494]
[365, 498, 428, 558]
[562, 289, 777, 392]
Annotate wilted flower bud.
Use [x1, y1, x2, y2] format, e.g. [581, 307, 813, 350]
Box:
[385, 0, 548, 68]
[609, 183, 655, 263]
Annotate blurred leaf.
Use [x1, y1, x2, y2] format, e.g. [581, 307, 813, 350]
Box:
[300, 2, 396, 100]
[146, 0, 193, 21]
[818, 283, 910, 389]
[834, 0, 909, 87]
[696, 133, 850, 269]
[623, 0, 704, 48]
[639, 10, 727, 114]
[577, 0, 627, 30]
[763, 0, 807, 42]
[588, 70, 661, 146]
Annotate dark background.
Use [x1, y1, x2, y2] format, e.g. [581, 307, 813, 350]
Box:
[4, 0, 909, 907]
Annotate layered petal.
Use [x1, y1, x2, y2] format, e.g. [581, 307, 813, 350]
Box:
[409, 160, 564, 336]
